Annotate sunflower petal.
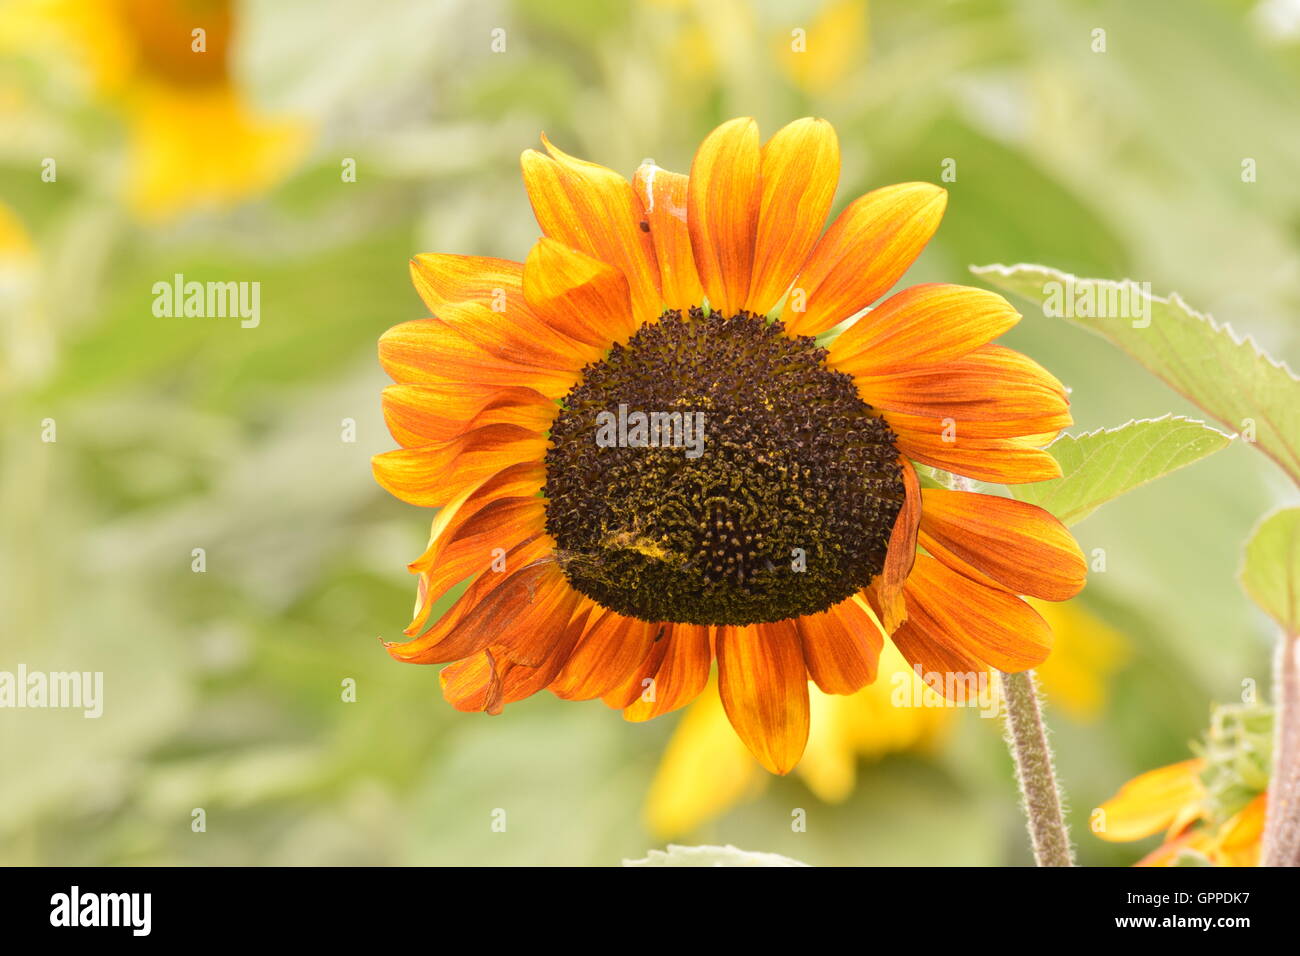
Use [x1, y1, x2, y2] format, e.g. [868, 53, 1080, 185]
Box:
[440, 650, 503, 714]
[1095, 759, 1208, 843]
[632, 162, 702, 311]
[797, 594, 883, 694]
[385, 533, 552, 663]
[872, 457, 920, 632]
[745, 117, 839, 314]
[549, 607, 658, 700]
[381, 383, 554, 447]
[371, 423, 549, 508]
[523, 237, 638, 349]
[521, 137, 661, 325]
[688, 117, 761, 316]
[407, 496, 546, 628]
[408, 254, 523, 314]
[898, 553, 1053, 674]
[785, 182, 947, 336]
[624, 624, 713, 721]
[856, 344, 1069, 423]
[716, 620, 810, 774]
[890, 424, 1064, 484]
[378, 318, 579, 398]
[829, 283, 1021, 375]
[919, 489, 1087, 602]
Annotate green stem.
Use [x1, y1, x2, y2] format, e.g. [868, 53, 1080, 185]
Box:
[1263, 635, 1300, 866]
[1000, 669, 1075, 866]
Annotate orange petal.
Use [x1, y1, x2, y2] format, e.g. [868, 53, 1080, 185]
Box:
[745, 117, 839, 314]
[632, 162, 702, 311]
[371, 423, 549, 508]
[829, 283, 1021, 375]
[892, 424, 1064, 485]
[411, 554, 578, 668]
[856, 344, 1068, 423]
[402, 461, 546, 635]
[438, 301, 600, 370]
[523, 237, 637, 348]
[440, 650, 503, 714]
[688, 117, 761, 316]
[885, 409, 1073, 442]
[549, 607, 658, 701]
[785, 182, 947, 336]
[919, 489, 1086, 602]
[624, 624, 713, 721]
[797, 594, 883, 694]
[521, 136, 661, 325]
[600, 625, 673, 710]
[872, 456, 920, 632]
[408, 460, 546, 576]
[897, 553, 1052, 674]
[409, 255, 602, 368]
[385, 533, 552, 663]
[1095, 759, 1207, 843]
[716, 620, 810, 774]
[889, 612, 987, 703]
[406, 496, 546, 629]
[495, 600, 592, 691]
[408, 254, 523, 314]
[378, 318, 580, 398]
[381, 383, 554, 447]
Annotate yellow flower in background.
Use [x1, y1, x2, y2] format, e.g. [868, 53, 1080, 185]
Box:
[1096, 761, 1267, 866]
[2, 0, 309, 219]
[773, 0, 869, 95]
[646, 598, 1129, 837]
[1095, 704, 1271, 866]
[0, 201, 46, 386]
[1032, 598, 1130, 723]
[646, 642, 949, 837]
[0, 202, 34, 263]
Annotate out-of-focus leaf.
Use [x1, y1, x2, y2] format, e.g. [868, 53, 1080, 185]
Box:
[972, 264, 1300, 484]
[1010, 416, 1232, 527]
[623, 844, 809, 867]
[1241, 507, 1300, 637]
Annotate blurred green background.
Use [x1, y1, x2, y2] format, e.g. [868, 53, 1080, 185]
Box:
[1, 0, 1297, 866]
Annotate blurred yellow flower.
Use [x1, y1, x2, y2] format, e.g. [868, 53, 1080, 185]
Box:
[2, 0, 309, 219]
[0, 201, 44, 386]
[646, 598, 1129, 837]
[645, 642, 950, 838]
[773, 0, 869, 95]
[1095, 760, 1267, 866]
[1033, 597, 1130, 723]
[1094, 705, 1272, 866]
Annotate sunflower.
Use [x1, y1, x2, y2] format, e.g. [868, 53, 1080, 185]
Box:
[373, 117, 1086, 774]
[3, 0, 308, 219]
[1095, 704, 1271, 866]
[1095, 760, 1268, 866]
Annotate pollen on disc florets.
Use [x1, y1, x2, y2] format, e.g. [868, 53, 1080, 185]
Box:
[543, 308, 905, 627]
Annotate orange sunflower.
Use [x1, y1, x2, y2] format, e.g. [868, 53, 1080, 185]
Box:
[1095, 760, 1268, 867]
[373, 117, 1086, 773]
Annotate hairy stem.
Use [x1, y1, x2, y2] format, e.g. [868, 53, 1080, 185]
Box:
[1263, 635, 1300, 866]
[1000, 669, 1075, 866]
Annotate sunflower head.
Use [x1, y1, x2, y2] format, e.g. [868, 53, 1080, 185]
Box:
[544, 306, 904, 627]
[374, 117, 1085, 774]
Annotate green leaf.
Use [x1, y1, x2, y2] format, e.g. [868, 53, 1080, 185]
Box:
[1010, 416, 1233, 527]
[971, 263, 1300, 485]
[623, 844, 810, 867]
[1241, 507, 1300, 637]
